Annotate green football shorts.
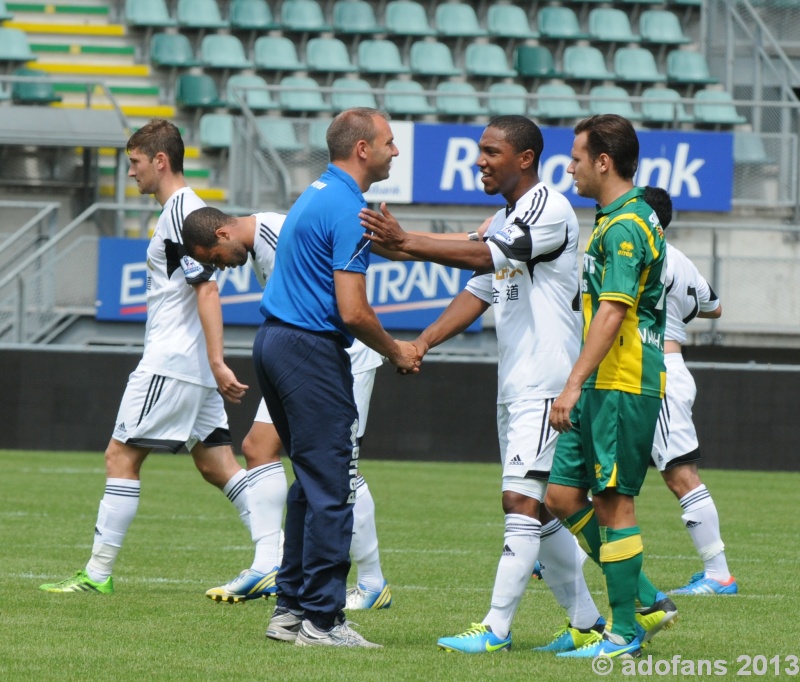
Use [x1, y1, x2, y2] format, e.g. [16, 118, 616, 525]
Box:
[549, 388, 662, 496]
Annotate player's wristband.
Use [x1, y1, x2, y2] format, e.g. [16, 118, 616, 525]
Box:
[467, 231, 480, 241]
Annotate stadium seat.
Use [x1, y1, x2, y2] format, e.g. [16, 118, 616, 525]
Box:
[176, 0, 228, 29]
[385, 0, 436, 36]
[562, 45, 614, 81]
[532, 83, 588, 121]
[0, 27, 35, 64]
[538, 7, 589, 41]
[666, 50, 720, 86]
[254, 36, 306, 73]
[278, 75, 333, 112]
[409, 41, 462, 77]
[588, 8, 640, 43]
[640, 86, 693, 125]
[693, 89, 747, 126]
[150, 32, 198, 68]
[331, 77, 378, 110]
[734, 132, 772, 165]
[226, 74, 278, 111]
[621, 0, 666, 6]
[306, 37, 358, 74]
[229, 0, 278, 31]
[0, 1, 13, 22]
[333, 0, 382, 35]
[176, 73, 226, 109]
[11, 67, 61, 105]
[589, 85, 642, 120]
[487, 4, 538, 40]
[256, 117, 305, 152]
[614, 47, 666, 84]
[125, 0, 175, 28]
[199, 113, 234, 150]
[465, 43, 517, 78]
[435, 3, 487, 38]
[487, 82, 529, 116]
[358, 40, 409, 75]
[514, 45, 561, 79]
[639, 10, 690, 45]
[435, 81, 488, 117]
[200, 34, 253, 70]
[309, 118, 332, 151]
[281, 0, 332, 33]
[383, 78, 436, 115]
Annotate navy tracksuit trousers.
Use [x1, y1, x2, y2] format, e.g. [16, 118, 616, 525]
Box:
[253, 321, 359, 630]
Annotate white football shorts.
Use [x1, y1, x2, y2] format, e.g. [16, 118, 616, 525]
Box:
[497, 397, 557, 501]
[651, 353, 701, 471]
[254, 367, 376, 439]
[112, 369, 229, 453]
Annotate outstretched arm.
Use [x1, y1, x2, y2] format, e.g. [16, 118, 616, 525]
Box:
[414, 290, 489, 358]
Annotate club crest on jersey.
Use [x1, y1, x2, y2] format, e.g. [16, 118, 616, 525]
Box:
[617, 241, 634, 257]
[495, 223, 525, 246]
[180, 255, 204, 276]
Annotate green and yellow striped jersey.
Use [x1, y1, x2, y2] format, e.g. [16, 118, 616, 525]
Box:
[581, 186, 667, 398]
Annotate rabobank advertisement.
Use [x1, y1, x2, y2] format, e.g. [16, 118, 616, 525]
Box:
[410, 124, 733, 212]
[96, 238, 480, 331]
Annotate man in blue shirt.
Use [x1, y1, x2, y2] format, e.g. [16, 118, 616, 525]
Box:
[255, 107, 420, 649]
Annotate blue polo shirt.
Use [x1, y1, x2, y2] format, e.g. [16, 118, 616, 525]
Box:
[260, 164, 371, 344]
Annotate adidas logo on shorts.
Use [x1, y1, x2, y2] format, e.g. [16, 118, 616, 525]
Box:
[509, 455, 524, 465]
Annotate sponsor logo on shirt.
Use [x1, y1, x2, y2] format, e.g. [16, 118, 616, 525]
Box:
[180, 255, 204, 276]
[495, 224, 525, 246]
[312, 180, 327, 190]
[617, 241, 634, 257]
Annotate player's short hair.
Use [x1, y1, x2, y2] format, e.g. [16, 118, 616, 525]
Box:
[643, 186, 672, 229]
[486, 115, 544, 165]
[182, 207, 235, 257]
[574, 114, 639, 180]
[326, 107, 390, 162]
[127, 118, 185, 174]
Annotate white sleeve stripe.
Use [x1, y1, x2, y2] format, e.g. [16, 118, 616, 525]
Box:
[342, 239, 370, 271]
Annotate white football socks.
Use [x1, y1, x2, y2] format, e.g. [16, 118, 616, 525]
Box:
[679, 484, 730, 581]
[350, 476, 385, 591]
[246, 462, 287, 573]
[86, 478, 140, 582]
[223, 469, 250, 532]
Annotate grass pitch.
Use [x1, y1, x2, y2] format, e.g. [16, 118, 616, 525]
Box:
[2, 449, 798, 681]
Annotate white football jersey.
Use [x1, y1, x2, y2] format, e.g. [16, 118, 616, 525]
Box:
[138, 187, 218, 387]
[467, 183, 582, 403]
[664, 243, 720, 344]
[250, 212, 382, 375]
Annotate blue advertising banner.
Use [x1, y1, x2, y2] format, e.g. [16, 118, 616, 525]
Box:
[96, 238, 481, 332]
[411, 123, 733, 212]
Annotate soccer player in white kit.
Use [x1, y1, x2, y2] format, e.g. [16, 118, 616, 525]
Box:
[643, 186, 737, 596]
[40, 119, 254, 595]
[182, 207, 392, 609]
[362, 115, 605, 654]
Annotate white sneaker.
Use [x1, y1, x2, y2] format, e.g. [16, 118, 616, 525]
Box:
[265, 607, 304, 642]
[295, 619, 382, 648]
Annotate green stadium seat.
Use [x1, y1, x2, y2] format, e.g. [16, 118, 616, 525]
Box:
[331, 77, 378, 110]
[514, 45, 561, 79]
[226, 74, 278, 111]
[0, 27, 36, 63]
[306, 37, 358, 74]
[385, 0, 436, 37]
[229, 0, 278, 31]
[125, 0, 175, 28]
[666, 50, 720, 86]
[409, 41, 462, 77]
[589, 85, 642, 120]
[256, 117, 306, 152]
[176, 0, 229, 29]
[435, 3, 487, 38]
[538, 7, 590, 41]
[621, 0, 666, 6]
[487, 4, 538, 40]
[435, 81, 488, 117]
[309, 118, 333, 151]
[333, 0, 382, 35]
[734, 132, 772, 165]
[693, 88, 747, 126]
[358, 40, 410, 75]
[465, 43, 517, 78]
[614, 47, 666, 84]
[532, 83, 588, 121]
[278, 75, 333, 112]
[281, 0, 332, 33]
[588, 8, 640, 43]
[199, 113, 234, 149]
[176, 73, 226, 109]
[254, 36, 306, 72]
[487, 82, 529, 116]
[383, 78, 436, 115]
[150, 33, 198, 68]
[11, 67, 61, 105]
[639, 10, 690, 45]
[0, 1, 13, 22]
[563, 45, 614, 81]
[640, 87, 693, 125]
[200, 34, 253, 70]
